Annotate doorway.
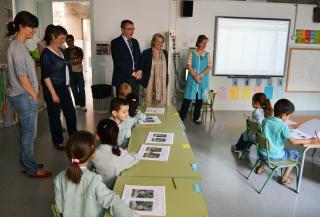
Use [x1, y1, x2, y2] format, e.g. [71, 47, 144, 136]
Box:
[52, 1, 92, 85]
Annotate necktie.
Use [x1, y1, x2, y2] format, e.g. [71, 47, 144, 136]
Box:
[127, 38, 133, 53]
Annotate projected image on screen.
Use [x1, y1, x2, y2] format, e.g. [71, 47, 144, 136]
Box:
[214, 17, 290, 77]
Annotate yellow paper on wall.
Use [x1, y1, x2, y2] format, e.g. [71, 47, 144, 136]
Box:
[229, 86, 239, 100]
[241, 86, 252, 100]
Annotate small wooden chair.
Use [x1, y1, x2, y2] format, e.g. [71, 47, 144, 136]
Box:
[190, 90, 216, 121]
[246, 133, 300, 194]
[51, 204, 62, 217]
[239, 119, 261, 160]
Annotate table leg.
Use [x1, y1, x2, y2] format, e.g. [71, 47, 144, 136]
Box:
[297, 146, 312, 193]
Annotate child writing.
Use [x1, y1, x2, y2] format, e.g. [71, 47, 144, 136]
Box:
[118, 82, 132, 99]
[53, 131, 140, 217]
[109, 97, 131, 148]
[93, 118, 139, 188]
[231, 92, 272, 153]
[126, 93, 146, 128]
[256, 99, 317, 185]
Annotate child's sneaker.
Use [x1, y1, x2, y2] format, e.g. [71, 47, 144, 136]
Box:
[231, 145, 241, 153]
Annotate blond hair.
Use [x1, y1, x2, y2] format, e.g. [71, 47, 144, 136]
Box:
[118, 83, 132, 98]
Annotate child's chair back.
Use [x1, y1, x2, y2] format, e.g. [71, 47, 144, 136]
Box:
[256, 133, 273, 168]
[246, 119, 261, 135]
[51, 204, 62, 217]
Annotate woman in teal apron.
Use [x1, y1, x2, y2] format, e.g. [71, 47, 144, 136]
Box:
[179, 35, 212, 124]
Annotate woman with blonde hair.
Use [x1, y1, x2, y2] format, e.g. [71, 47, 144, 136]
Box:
[141, 33, 168, 106]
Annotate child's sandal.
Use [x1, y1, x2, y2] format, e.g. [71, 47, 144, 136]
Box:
[254, 166, 264, 175]
[279, 176, 295, 185]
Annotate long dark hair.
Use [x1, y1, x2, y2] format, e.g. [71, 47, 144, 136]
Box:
[96, 119, 121, 156]
[126, 93, 139, 117]
[252, 92, 273, 117]
[7, 11, 38, 37]
[65, 131, 95, 184]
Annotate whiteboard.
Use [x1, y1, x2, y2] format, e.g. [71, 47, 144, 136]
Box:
[286, 48, 320, 92]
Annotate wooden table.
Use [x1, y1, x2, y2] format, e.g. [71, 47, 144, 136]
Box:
[290, 115, 320, 193]
[104, 176, 209, 217]
[122, 127, 200, 179]
[139, 105, 185, 130]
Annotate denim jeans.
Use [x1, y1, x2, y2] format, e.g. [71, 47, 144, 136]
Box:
[70, 72, 86, 107]
[9, 93, 39, 175]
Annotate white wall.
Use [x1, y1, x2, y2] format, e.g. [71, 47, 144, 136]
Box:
[90, 0, 320, 110]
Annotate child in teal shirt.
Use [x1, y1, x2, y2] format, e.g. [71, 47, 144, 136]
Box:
[109, 98, 131, 148]
[126, 93, 146, 128]
[256, 99, 317, 185]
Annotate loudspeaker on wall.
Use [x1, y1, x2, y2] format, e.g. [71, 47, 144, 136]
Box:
[181, 1, 193, 17]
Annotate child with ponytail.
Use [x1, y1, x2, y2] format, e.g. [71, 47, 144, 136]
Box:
[53, 131, 140, 217]
[93, 119, 139, 188]
[231, 92, 273, 153]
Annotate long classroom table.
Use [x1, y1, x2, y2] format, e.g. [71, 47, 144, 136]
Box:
[290, 115, 320, 193]
[104, 176, 209, 217]
[139, 105, 185, 130]
[121, 126, 201, 179]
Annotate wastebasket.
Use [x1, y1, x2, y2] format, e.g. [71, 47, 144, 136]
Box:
[91, 84, 113, 113]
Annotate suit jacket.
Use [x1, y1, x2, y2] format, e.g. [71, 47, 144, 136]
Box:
[140, 48, 168, 88]
[111, 35, 141, 88]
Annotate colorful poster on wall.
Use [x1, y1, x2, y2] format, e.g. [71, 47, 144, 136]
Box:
[229, 86, 239, 100]
[254, 86, 263, 93]
[264, 86, 273, 100]
[241, 86, 252, 100]
[267, 78, 273, 86]
[217, 86, 227, 100]
[296, 29, 320, 44]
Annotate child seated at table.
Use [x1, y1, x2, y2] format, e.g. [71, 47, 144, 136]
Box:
[109, 97, 131, 148]
[126, 93, 146, 128]
[256, 98, 317, 185]
[53, 131, 140, 217]
[93, 118, 139, 188]
[231, 92, 272, 153]
[118, 82, 132, 99]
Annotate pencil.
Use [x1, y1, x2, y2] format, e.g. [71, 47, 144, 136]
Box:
[172, 178, 177, 189]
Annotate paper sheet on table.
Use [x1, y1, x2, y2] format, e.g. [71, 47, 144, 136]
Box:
[138, 144, 170, 161]
[285, 119, 297, 126]
[122, 185, 166, 216]
[139, 116, 161, 125]
[290, 129, 313, 139]
[298, 119, 320, 135]
[145, 132, 174, 145]
[145, 107, 165, 115]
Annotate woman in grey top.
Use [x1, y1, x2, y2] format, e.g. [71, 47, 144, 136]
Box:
[6, 11, 51, 178]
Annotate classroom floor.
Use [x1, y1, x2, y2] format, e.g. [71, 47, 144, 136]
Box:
[0, 94, 320, 217]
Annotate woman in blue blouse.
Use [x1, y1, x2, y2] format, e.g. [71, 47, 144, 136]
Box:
[179, 35, 213, 124]
[40, 26, 77, 150]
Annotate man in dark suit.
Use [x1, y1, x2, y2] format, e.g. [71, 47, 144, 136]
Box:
[111, 20, 142, 95]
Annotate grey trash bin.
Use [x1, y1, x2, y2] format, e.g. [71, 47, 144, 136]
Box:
[91, 84, 113, 113]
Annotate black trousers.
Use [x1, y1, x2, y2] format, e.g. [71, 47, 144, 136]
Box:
[179, 93, 202, 121]
[70, 72, 86, 107]
[43, 85, 77, 145]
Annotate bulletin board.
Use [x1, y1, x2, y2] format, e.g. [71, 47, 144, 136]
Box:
[286, 48, 320, 92]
